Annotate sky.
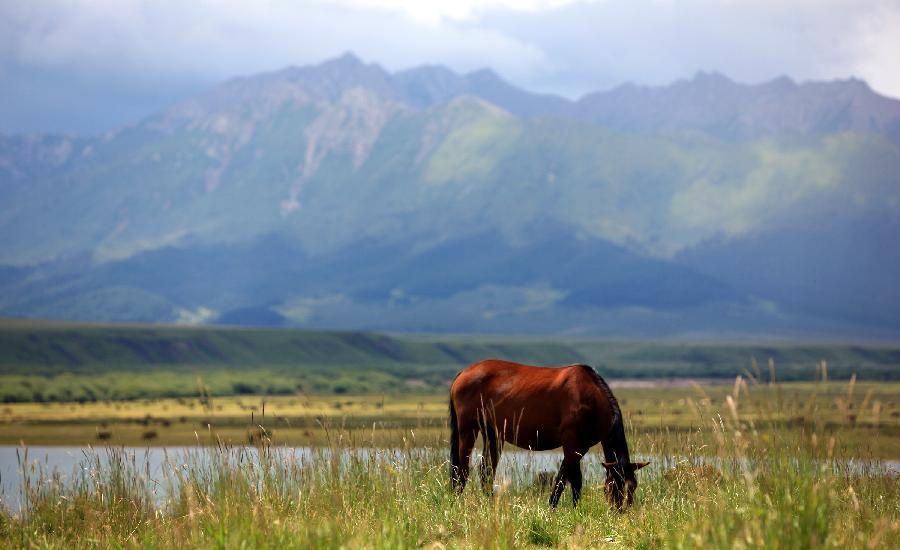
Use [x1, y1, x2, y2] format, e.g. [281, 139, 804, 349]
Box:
[2, 0, 899, 135]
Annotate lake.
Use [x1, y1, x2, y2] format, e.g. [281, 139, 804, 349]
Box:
[1, 446, 896, 513]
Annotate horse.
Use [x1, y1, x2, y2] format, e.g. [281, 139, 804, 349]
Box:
[449, 359, 649, 509]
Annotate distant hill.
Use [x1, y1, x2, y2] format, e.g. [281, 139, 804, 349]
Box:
[1, 54, 899, 337]
[1, 320, 898, 401]
[0, 319, 584, 376]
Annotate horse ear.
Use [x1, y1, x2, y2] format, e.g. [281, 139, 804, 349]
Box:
[631, 461, 650, 471]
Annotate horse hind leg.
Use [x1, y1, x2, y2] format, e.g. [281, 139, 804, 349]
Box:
[567, 458, 584, 507]
[453, 420, 477, 493]
[479, 422, 500, 493]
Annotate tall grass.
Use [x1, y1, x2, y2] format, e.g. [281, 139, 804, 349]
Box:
[1, 377, 897, 548]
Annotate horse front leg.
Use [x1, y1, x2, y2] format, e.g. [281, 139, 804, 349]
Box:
[551, 446, 587, 508]
[563, 445, 588, 507]
[567, 459, 583, 507]
[548, 459, 568, 507]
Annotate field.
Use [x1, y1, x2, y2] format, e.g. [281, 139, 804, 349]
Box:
[1, 321, 899, 547]
[1, 378, 898, 548]
[1, 382, 899, 457]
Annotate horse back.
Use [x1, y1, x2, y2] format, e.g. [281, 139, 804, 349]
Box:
[450, 359, 614, 450]
[452, 359, 596, 397]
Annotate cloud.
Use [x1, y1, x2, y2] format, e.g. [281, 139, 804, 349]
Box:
[0, 1, 553, 133]
[332, 0, 594, 23]
[1, 1, 551, 83]
[846, 2, 900, 102]
[1, 0, 898, 133]
[482, 0, 900, 98]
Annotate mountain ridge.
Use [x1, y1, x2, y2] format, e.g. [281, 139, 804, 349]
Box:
[1, 54, 899, 338]
[5, 54, 900, 140]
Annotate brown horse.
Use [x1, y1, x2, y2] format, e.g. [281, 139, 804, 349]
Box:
[449, 360, 648, 509]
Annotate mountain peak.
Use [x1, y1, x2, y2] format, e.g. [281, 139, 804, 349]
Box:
[284, 52, 394, 102]
[466, 68, 503, 83]
[313, 52, 387, 79]
[837, 76, 872, 93]
[762, 75, 797, 92]
[688, 71, 735, 87]
[321, 51, 366, 70]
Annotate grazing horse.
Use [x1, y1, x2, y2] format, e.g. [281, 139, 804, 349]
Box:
[449, 360, 649, 509]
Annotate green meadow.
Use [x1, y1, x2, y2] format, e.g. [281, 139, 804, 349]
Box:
[2, 319, 899, 402]
[0, 320, 898, 547]
[1, 379, 898, 548]
[1, 382, 898, 457]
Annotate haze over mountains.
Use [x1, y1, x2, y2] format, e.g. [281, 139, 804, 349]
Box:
[2, 53, 899, 337]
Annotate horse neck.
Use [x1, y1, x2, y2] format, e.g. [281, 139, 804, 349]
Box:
[603, 415, 632, 465]
[588, 368, 632, 465]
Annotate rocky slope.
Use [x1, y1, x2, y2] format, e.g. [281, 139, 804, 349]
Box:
[1, 54, 898, 337]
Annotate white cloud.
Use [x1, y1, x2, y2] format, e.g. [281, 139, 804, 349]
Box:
[332, 0, 594, 23]
[1, 0, 899, 133]
[1, 1, 552, 84]
[482, 0, 900, 98]
[846, 2, 900, 100]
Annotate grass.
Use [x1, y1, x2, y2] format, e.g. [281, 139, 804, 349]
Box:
[0, 324, 897, 547]
[0, 319, 583, 377]
[1, 381, 898, 455]
[1, 376, 898, 548]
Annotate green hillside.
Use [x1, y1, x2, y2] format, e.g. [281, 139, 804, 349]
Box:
[2, 56, 900, 337]
[0, 320, 897, 402]
[0, 319, 584, 374]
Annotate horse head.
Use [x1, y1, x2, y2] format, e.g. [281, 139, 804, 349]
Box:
[603, 461, 650, 510]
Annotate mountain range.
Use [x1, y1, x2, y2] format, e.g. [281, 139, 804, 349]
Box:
[2, 53, 899, 338]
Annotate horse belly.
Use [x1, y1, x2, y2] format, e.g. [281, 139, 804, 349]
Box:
[493, 411, 563, 451]
[508, 430, 562, 452]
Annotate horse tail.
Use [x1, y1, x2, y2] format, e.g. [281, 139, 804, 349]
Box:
[449, 396, 461, 489]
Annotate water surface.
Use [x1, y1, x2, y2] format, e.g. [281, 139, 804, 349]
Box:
[1, 446, 896, 513]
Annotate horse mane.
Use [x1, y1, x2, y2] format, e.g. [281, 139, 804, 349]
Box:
[572, 364, 621, 426]
[573, 364, 630, 464]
